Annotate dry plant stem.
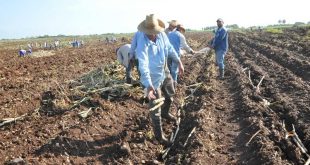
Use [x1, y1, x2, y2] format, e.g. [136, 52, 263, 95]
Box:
[88, 84, 132, 94]
[149, 101, 164, 112]
[70, 97, 91, 110]
[305, 157, 310, 165]
[248, 70, 255, 89]
[0, 114, 27, 127]
[170, 108, 181, 143]
[152, 97, 165, 104]
[78, 107, 93, 118]
[242, 67, 249, 72]
[282, 122, 309, 156]
[162, 108, 182, 160]
[255, 76, 265, 93]
[291, 125, 308, 154]
[245, 130, 261, 146]
[183, 127, 197, 147]
[185, 82, 202, 88]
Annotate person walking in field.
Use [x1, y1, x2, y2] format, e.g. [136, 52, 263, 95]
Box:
[210, 18, 229, 79]
[116, 44, 135, 84]
[168, 24, 195, 82]
[165, 20, 178, 34]
[135, 14, 184, 146]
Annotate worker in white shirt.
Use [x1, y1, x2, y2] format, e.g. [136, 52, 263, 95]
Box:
[116, 44, 135, 84]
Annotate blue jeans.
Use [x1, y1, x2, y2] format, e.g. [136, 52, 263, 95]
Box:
[215, 50, 227, 69]
[170, 61, 179, 81]
[126, 62, 133, 79]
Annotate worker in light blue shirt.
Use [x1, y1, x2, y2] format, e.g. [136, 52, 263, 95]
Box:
[211, 18, 229, 79]
[129, 31, 144, 79]
[136, 14, 184, 146]
[168, 24, 195, 82]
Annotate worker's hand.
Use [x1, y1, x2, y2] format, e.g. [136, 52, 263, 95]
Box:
[147, 86, 156, 100]
[178, 61, 184, 78]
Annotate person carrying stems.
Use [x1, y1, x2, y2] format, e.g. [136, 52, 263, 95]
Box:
[136, 14, 184, 146]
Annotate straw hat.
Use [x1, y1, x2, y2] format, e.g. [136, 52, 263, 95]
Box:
[138, 14, 165, 35]
[177, 24, 186, 32]
[168, 20, 178, 27]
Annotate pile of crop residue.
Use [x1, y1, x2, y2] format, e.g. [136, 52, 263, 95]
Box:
[31, 50, 55, 58]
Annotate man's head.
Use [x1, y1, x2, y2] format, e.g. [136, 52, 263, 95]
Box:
[138, 14, 165, 35]
[176, 24, 186, 34]
[216, 18, 224, 28]
[167, 20, 178, 31]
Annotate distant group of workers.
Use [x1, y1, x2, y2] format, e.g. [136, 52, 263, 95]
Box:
[116, 14, 228, 146]
[18, 38, 87, 56]
[71, 39, 84, 48]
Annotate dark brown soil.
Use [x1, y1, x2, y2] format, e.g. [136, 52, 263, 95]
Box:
[0, 28, 309, 164]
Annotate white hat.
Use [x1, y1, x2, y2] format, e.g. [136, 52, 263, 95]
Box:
[138, 14, 165, 35]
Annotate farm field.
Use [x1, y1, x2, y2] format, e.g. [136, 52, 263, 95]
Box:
[0, 27, 310, 164]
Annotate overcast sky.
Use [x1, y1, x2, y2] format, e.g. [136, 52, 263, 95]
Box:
[0, 0, 309, 39]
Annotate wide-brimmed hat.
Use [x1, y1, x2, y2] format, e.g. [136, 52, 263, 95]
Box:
[168, 20, 178, 27]
[138, 14, 165, 35]
[177, 24, 186, 32]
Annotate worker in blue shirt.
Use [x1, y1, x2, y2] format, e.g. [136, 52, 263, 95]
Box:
[19, 49, 27, 57]
[136, 14, 184, 146]
[210, 18, 229, 79]
[129, 31, 144, 79]
[168, 24, 195, 82]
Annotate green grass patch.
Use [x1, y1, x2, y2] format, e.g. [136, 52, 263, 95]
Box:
[265, 28, 283, 34]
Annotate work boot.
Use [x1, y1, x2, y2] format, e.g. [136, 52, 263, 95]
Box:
[126, 77, 132, 84]
[219, 69, 224, 79]
[161, 97, 176, 122]
[150, 109, 172, 146]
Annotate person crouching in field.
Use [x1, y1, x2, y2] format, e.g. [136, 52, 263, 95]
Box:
[116, 44, 135, 84]
[136, 14, 184, 146]
[19, 49, 31, 57]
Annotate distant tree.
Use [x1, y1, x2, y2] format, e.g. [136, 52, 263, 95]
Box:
[294, 22, 305, 26]
[308, 21, 310, 24]
[282, 19, 286, 24]
[226, 24, 239, 29]
[278, 20, 282, 24]
[38, 35, 49, 38]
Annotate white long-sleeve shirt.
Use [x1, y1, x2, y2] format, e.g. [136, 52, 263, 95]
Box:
[116, 44, 131, 68]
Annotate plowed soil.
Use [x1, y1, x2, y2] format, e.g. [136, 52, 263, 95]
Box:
[0, 27, 309, 165]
